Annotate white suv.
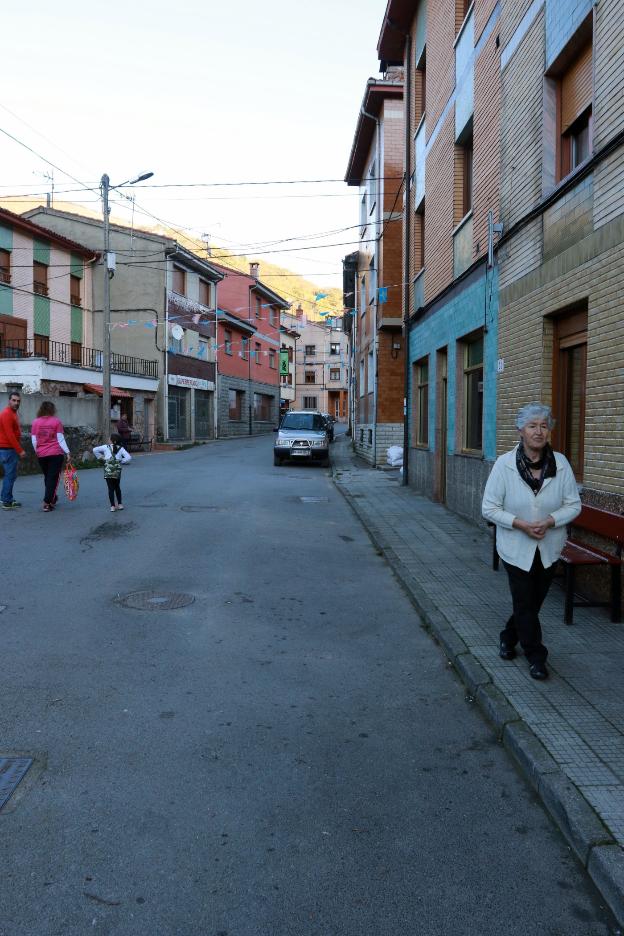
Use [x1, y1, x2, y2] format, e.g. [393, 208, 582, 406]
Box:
[273, 411, 330, 467]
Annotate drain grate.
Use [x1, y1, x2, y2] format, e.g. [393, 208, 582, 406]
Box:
[118, 591, 195, 611]
[0, 757, 33, 810]
[179, 506, 223, 513]
[298, 496, 329, 504]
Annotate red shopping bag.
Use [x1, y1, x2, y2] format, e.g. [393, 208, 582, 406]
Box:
[63, 459, 79, 501]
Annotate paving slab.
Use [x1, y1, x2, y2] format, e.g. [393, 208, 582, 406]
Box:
[333, 436, 624, 926]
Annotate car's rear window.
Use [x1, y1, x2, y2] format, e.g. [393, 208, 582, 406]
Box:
[281, 414, 325, 431]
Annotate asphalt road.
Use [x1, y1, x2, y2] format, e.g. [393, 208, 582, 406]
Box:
[0, 433, 617, 936]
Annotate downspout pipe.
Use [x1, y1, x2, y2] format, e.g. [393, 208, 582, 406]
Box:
[361, 98, 381, 467]
[401, 31, 412, 486]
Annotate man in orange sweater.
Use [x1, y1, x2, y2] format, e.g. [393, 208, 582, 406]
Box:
[0, 390, 26, 509]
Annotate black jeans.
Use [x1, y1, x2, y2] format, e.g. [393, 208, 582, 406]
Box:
[105, 478, 122, 507]
[38, 455, 64, 506]
[501, 551, 556, 664]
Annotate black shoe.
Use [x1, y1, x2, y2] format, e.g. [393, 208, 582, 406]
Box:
[499, 640, 516, 661]
[529, 662, 549, 680]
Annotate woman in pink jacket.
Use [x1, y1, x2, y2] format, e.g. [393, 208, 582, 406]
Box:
[31, 401, 70, 512]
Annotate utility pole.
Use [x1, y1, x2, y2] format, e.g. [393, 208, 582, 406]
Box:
[101, 174, 112, 439]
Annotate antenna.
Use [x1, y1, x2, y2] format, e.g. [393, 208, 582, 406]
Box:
[201, 233, 211, 258]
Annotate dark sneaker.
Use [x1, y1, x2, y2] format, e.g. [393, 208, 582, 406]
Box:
[1, 501, 21, 510]
[529, 662, 549, 680]
[499, 640, 516, 661]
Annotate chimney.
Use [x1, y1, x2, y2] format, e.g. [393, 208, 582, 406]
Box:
[295, 304, 304, 319]
[249, 262, 260, 279]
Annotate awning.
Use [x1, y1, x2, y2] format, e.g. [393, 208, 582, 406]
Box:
[84, 383, 134, 399]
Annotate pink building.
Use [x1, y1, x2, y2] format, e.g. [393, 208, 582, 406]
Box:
[212, 262, 289, 435]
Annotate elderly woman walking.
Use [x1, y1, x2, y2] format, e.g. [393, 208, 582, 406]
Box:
[482, 403, 581, 680]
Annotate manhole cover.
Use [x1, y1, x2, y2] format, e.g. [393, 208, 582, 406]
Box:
[299, 496, 329, 504]
[118, 591, 195, 610]
[0, 757, 33, 810]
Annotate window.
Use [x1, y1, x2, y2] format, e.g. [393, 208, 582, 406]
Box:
[416, 210, 425, 272]
[303, 396, 318, 409]
[198, 279, 211, 307]
[255, 341, 261, 364]
[360, 276, 366, 316]
[199, 338, 208, 360]
[0, 249, 10, 284]
[34, 334, 49, 357]
[241, 338, 248, 360]
[553, 308, 587, 479]
[269, 349, 276, 369]
[360, 193, 367, 236]
[559, 41, 593, 181]
[224, 329, 233, 355]
[71, 342, 82, 365]
[414, 358, 429, 446]
[359, 358, 365, 396]
[367, 160, 376, 218]
[33, 261, 48, 297]
[281, 373, 293, 385]
[256, 296, 262, 319]
[172, 266, 185, 296]
[456, 0, 471, 31]
[330, 342, 340, 356]
[269, 306, 278, 326]
[228, 388, 243, 420]
[367, 349, 374, 394]
[305, 371, 316, 384]
[305, 344, 316, 356]
[254, 393, 272, 421]
[457, 133, 473, 219]
[330, 367, 340, 381]
[368, 429, 373, 445]
[463, 333, 483, 452]
[70, 274, 81, 307]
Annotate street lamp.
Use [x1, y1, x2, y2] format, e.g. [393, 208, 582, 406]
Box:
[100, 170, 154, 437]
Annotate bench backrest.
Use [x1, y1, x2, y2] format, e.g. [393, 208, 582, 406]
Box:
[572, 505, 624, 547]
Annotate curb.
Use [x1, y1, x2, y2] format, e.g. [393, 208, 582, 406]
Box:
[333, 466, 624, 927]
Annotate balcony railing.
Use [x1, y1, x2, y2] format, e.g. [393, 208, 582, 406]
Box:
[0, 337, 158, 379]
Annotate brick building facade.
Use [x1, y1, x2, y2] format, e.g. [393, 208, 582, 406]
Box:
[345, 76, 405, 466]
[378, 0, 502, 520]
[496, 0, 624, 514]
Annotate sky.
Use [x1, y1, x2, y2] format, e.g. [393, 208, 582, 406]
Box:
[0, 0, 387, 289]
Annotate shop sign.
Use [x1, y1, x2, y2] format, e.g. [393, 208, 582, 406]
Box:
[168, 374, 214, 391]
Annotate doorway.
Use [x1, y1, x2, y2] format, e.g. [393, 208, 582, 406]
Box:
[435, 348, 448, 503]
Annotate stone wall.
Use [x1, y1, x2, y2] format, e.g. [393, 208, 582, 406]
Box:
[217, 375, 278, 438]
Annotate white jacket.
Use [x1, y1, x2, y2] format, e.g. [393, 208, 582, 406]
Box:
[482, 446, 581, 571]
[93, 444, 132, 465]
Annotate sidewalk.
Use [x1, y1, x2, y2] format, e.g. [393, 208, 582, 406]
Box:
[332, 435, 624, 926]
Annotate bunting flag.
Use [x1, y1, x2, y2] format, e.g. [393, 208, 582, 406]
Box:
[314, 292, 329, 301]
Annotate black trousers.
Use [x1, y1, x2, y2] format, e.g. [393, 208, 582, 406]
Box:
[501, 551, 556, 664]
[38, 455, 64, 506]
[105, 477, 122, 507]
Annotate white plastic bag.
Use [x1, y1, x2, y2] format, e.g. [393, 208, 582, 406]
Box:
[386, 445, 403, 467]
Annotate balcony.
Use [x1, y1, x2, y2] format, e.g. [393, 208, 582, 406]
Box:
[0, 337, 158, 379]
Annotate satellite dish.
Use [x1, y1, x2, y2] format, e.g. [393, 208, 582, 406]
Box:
[171, 324, 184, 341]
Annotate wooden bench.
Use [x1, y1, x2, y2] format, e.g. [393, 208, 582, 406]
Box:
[125, 433, 152, 453]
[488, 506, 624, 624]
[560, 505, 624, 624]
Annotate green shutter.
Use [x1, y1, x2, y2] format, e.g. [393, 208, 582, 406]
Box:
[70, 254, 84, 278]
[0, 225, 13, 252]
[34, 295, 50, 336]
[33, 238, 50, 266]
[71, 305, 83, 343]
[0, 284, 12, 315]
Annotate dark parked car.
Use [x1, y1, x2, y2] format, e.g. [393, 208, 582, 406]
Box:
[273, 411, 330, 467]
[321, 413, 335, 442]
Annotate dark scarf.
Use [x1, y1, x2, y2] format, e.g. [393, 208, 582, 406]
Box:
[516, 441, 556, 494]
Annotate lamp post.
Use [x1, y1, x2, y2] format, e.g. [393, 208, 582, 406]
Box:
[100, 170, 153, 438]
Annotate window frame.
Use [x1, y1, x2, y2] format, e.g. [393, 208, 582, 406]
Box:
[172, 265, 186, 296]
[329, 367, 340, 381]
[224, 329, 233, 355]
[255, 341, 262, 365]
[33, 260, 48, 297]
[302, 395, 318, 410]
[70, 274, 81, 307]
[413, 357, 429, 448]
[462, 332, 484, 454]
[228, 388, 243, 421]
[0, 249, 11, 284]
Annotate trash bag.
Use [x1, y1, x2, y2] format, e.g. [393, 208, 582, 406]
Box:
[386, 445, 403, 467]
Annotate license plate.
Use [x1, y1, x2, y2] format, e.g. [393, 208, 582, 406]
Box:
[291, 449, 310, 457]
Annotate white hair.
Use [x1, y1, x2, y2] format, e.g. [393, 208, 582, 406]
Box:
[516, 403, 555, 430]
